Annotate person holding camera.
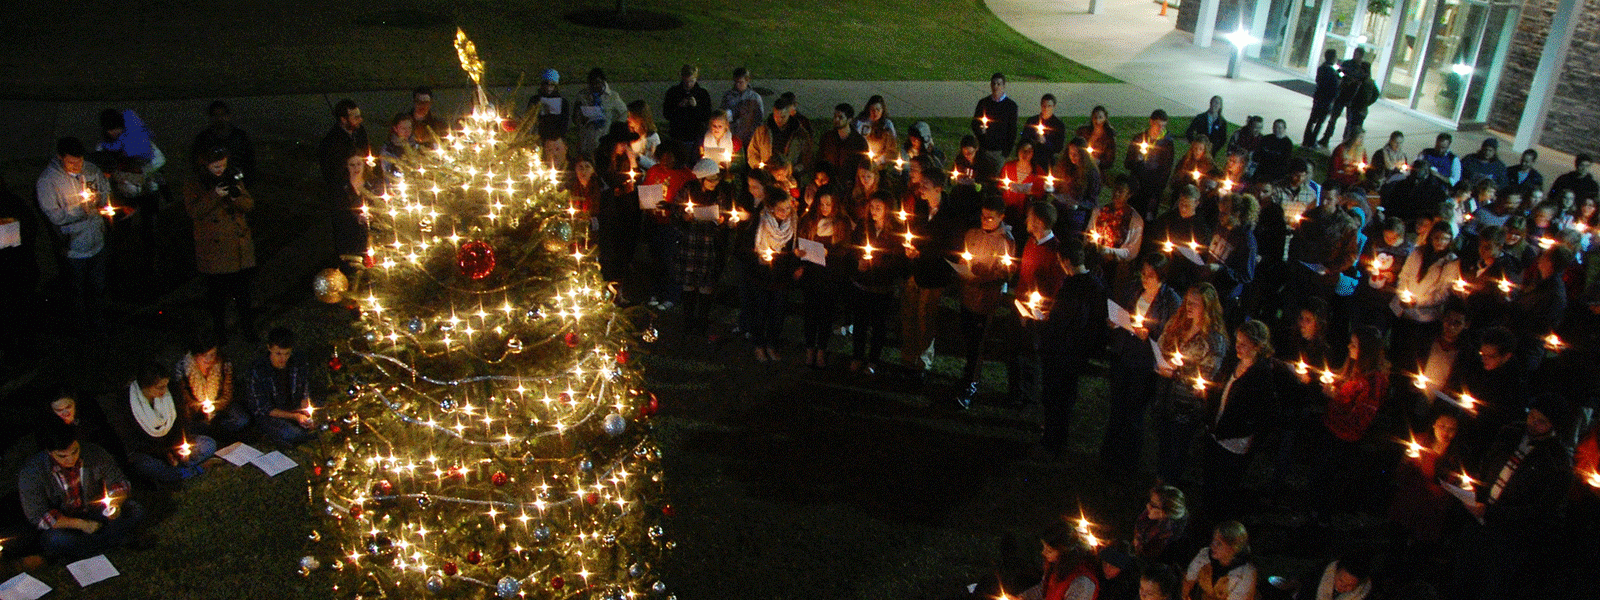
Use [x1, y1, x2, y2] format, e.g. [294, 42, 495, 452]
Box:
[184, 146, 256, 343]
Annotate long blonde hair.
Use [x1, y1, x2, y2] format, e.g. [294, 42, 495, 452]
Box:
[1161, 283, 1224, 355]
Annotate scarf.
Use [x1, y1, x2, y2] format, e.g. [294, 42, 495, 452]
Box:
[182, 354, 222, 405]
[755, 208, 796, 256]
[129, 382, 176, 438]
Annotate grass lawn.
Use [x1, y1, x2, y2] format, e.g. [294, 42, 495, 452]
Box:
[0, 0, 1113, 101]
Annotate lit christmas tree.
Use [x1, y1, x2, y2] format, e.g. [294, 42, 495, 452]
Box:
[307, 30, 669, 599]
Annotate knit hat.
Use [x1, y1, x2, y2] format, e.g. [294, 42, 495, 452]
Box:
[691, 158, 719, 179]
[911, 121, 933, 145]
[542, 69, 560, 84]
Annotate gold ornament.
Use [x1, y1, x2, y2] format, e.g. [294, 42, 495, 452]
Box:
[313, 268, 349, 303]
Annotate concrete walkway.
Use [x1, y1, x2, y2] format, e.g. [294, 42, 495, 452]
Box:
[0, 0, 1571, 178]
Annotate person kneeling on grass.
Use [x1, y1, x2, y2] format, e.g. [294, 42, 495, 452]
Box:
[19, 419, 145, 562]
[247, 327, 319, 446]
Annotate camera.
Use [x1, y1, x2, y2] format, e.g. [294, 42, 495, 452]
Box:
[216, 167, 245, 198]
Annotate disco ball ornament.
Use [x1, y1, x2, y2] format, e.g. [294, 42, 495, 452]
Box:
[457, 240, 497, 280]
[552, 220, 572, 242]
[313, 268, 349, 303]
[648, 525, 665, 540]
[629, 563, 646, 578]
[532, 525, 551, 543]
[407, 317, 425, 334]
[496, 576, 521, 598]
[439, 396, 457, 411]
[300, 555, 321, 571]
[604, 413, 627, 436]
[425, 575, 445, 593]
[579, 458, 594, 472]
[641, 326, 659, 342]
[653, 581, 668, 594]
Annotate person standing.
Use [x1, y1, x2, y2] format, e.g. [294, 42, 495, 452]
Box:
[528, 69, 572, 169]
[1036, 236, 1107, 454]
[1022, 94, 1066, 170]
[816, 103, 867, 189]
[971, 73, 1019, 183]
[574, 68, 629, 159]
[1342, 65, 1379, 145]
[1304, 49, 1341, 148]
[953, 197, 1015, 407]
[1124, 110, 1176, 221]
[408, 86, 447, 148]
[1318, 48, 1368, 148]
[184, 147, 256, 343]
[317, 99, 369, 191]
[1185, 96, 1228, 157]
[900, 171, 967, 383]
[662, 65, 714, 144]
[721, 67, 764, 146]
[37, 138, 113, 325]
[190, 101, 256, 186]
[747, 95, 815, 179]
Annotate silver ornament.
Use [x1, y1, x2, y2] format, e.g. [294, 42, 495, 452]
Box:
[407, 317, 425, 334]
[532, 525, 551, 543]
[506, 336, 523, 353]
[425, 575, 444, 593]
[603, 413, 627, 437]
[364, 330, 378, 342]
[300, 555, 321, 571]
[579, 459, 594, 472]
[555, 221, 572, 241]
[641, 327, 659, 343]
[417, 493, 433, 509]
[629, 563, 646, 578]
[602, 533, 616, 545]
[648, 525, 664, 540]
[439, 397, 456, 411]
[652, 581, 668, 594]
[496, 576, 521, 598]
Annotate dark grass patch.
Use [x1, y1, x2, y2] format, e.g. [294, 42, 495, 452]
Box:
[563, 8, 685, 31]
[354, 9, 454, 29]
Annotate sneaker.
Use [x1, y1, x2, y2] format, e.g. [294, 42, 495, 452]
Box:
[657, 300, 675, 310]
[953, 381, 978, 410]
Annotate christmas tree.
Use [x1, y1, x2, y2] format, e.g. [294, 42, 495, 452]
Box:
[308, 30, 668, 599]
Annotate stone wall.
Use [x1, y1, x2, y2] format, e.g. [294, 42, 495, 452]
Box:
[1488, 0, 1600, 156]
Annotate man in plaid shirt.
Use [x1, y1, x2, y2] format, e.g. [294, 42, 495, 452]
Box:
[18, 420, 144, 561]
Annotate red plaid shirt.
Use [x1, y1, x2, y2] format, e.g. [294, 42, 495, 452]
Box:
[41, 460, 126, 529]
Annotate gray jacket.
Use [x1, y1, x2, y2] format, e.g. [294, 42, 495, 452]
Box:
[36, 157, 111, 259]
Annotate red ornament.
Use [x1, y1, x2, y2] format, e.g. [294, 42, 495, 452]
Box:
[349, 503, 363, 519]
[559, 391, 572, 404]
[563, 332, 578, 347]
[491, 471, 509, 486]
[330, 425, 342, 434]
[363, 253, 375, 268]
[313, 466, 323, 476]
[374, 480, 393, 495]
[442, 561, 458, 576]
[662, 504, 676, 517]
[501, 118, 518, 133]
[456, 241, 497, 280]
[639, 393, 660, 418]
[584, 492, 600, 505]
[466, 550, 482, 565]
[616, 350, 630, 365]
[550, 575, 565, 589]
[328, 356, 343, 371]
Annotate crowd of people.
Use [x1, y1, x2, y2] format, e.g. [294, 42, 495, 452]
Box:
[6, 62, 1599, 599]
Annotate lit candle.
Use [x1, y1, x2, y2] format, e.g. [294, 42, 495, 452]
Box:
[1192, 376, 1209, 392]
[1138, 141, 1150, 158]
[1399, 289, 1416, 304]
[903, 231, 916, 249]
[1027, 291, 1044, 309]
[1458, 471, 1475, 492]
[1457, 392, 1478, 413]
[1000, 252, 1015, 267]
[1496, 278, 1515, 294]
[862, 242, 876, 261]
[1083, 532, 1101, 548]
[1413, 372, 1430, 391]
[1294, 360, 1310, 376]
[1544, 333, 1565, 352]
[625, 169, 638, 184]
[960, 249, 975, 262]
[365, 154, 376, 167]
[1034, 122, 1047, 138]
[896, 208, 910, 222]
[1084, 146, 1094, 156]
[1586, 470, 1600, 489]
[893, 157, 905, 171]
[1191, 169, 1203, 182]
[1075, 516, 1093, 535]
[1161, 239, 1176, 253]
[1087, 230, 1103, 244]
[1404, 437, 1425, 459]
[200, 400, 215, 417]
[1355, 161, 1368, 173]
[950, 166, 962, 180]
[1398, 162, 1411, 173]
[1187, 240, 1203, 253]
[1130, 312, 1145, 328]
[761, 249, 775, 263]
[1043, 173, 1057, 192]
[100, 204, 117, 218]
[999, 176, 1012, 190]
[1452, 278, 1470, 293]
[177, 437, 193, 460]
[1220, 177, 1234, 191]
[1170, 350, 1185, 367]
[978, 114, 990, 132]
[684, 199, 696, 214]
[1320, 369, 1336, 385]
[1537, 237, 1558, 250]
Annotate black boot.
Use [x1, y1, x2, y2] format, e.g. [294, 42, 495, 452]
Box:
[680, 292, 700, 334]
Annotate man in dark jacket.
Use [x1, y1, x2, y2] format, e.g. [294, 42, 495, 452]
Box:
[1185, 95, 1227, 156]
[1037, 236, 1107, 453]
[1380, 159, 1450, 223]
[662, 64, 713, 143]
[1304, 49, 1341, 148]
[1022, 94, 1067, 169]
[1124, 110, 1176, 220]
[1548, 153, 1597, 203]
[247, 327, 318, 446]
[1461, 138, 1509, 188]
[815, 103, 867, 188]
[1505, 149, 1543, 194]
[190, 101, 256, 186]
[971, 73, 1019, 182]
[901, 171, 971, 381]
[317, 99, 368, 191]
[1318, 47, 1368, 148]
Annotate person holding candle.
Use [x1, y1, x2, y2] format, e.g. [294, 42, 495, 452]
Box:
[1000, 141, 1048, 240]
[595, 123, 643, 291]
[1353, 217, 1411, 333]
[1369, 131, 1410, 184]
[720, 67, 763, 146]
[1329, 128, 1368, 189]
[1023, 94, 1066, 170]
[1453, 393, 1573, 600]
[1449, 327, 1525, 455]
[899, 171, 968, 382]
[1143, 184, 1212, 293]
[625, 100, 662, 170]
[1387, 410, 1464, 558]
[1509, 245, 1572, 371]
[747, 95, 815, 185]
[675, 159, 733, 336]
[1172, 133, 1217, 194]
[1019, 521, 1100, 600]
[848, 163, 886, 225]
[1100, 253, 1180, 479]
[1074, 105, 1118, 175]
[565, 155, 605, 231]
[110, 362, 216, 482]
[185, 145, 258, 343]
[1050, 138, 1102, 232]
[1390, 221, 1462, 369]
[1182, 522, 1258, 600]
[1457, 225, 1519, 328]
[19, 419, 145, 562]
[848, 192, 906, 374]
[1035, 236, 1108, 448]
[642, 144, 696, 310]
[1005, 202, 1065, 408]
[1412, 301, 1472, 413]
[174, 331, 247, 439]
[324, 150, 374, 279]
[699, 111, 741, 171]
[37, 137, 113, 326]
[1133, 483, 1190, 564]
[1088, 176, 1146, 293]
[970, 73, 1018, 183]
[741, 191, 801, 362]
[1206, 193, 1258, 327]
[246, 327, 320, 447]
[1303, 50, 1342, 148]
[1199, 319, 1280, 523]
[953, 196, 1016, 407]
[796, 191, 855, 368]
[1310, 326, 1390, 518]
[1154, 284, 1229, 487]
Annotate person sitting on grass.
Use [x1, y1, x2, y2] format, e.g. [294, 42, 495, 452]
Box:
[109, 361, 217, 483]
[1183, 521, 1258, 600]
[247, 327, 318, 446]
[46, 388, 113, 455]
[175, 330, 249, 440]
[19, 419, 145, 563]
[1019, 520, 1100, 600]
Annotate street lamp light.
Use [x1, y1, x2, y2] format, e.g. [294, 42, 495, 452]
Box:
[1223, 27, 1259, 79]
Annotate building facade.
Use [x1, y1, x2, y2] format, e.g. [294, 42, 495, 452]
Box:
[1179, 0, 1597, 156]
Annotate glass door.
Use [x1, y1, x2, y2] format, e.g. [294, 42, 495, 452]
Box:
[1381, 0, 1432, 103]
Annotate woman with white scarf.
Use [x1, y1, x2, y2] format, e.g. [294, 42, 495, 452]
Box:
[743, 192, 801, 362]
[115, 362, 216, 483]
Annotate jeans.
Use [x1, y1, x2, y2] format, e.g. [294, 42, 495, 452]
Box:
[128, 435, 217, 483]
[1099, 355, 1155, 475]
[39, 500, 145, 562]
[194, 403, 251, 439]
[958, 308, 991, 383]
[1039, 351, 1084, 452]
[66, 250, 108, 322]
[258, 415, 319, 447]
[1303, 98, 1334, 147]
[850, 288, 894, 362]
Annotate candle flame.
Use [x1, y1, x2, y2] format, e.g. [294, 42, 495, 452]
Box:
[1320, 369, 1336, 385]
[1544, 333, 1564, 351]
[1413, 372, 1430, 390]
[1497, 278, 1514, 294]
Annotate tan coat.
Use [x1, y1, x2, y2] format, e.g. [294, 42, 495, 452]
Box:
[184, 178, 255, 274]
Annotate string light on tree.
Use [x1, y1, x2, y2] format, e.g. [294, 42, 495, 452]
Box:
[308, 30, 668, 599]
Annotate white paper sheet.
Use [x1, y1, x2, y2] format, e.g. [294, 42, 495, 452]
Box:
[580, 105, 603, 120]
[1013, 298, 1044, 320]
[0, 573, 51, 600]
[692, 204, 719, 222]
[1177, 245, 1205, 265]
[1441, 483, 1486, 524]
[215, 441, 264, 466]
[1008, 182, 1033, 195]
[539, 97, 562, 115]
[66, 555, 119, 587]
[251, 451, 299, 477]
[1152, 339, 1174, 372]
[1107, 299, 1134, 332]
[946, 258, 975, 279]
[637, 184, 665, 210]
[796, 238, 826, 266]
[0, 219, 19, 249]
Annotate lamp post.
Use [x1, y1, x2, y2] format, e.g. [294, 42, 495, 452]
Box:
[1223, 28, 1259, 79]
